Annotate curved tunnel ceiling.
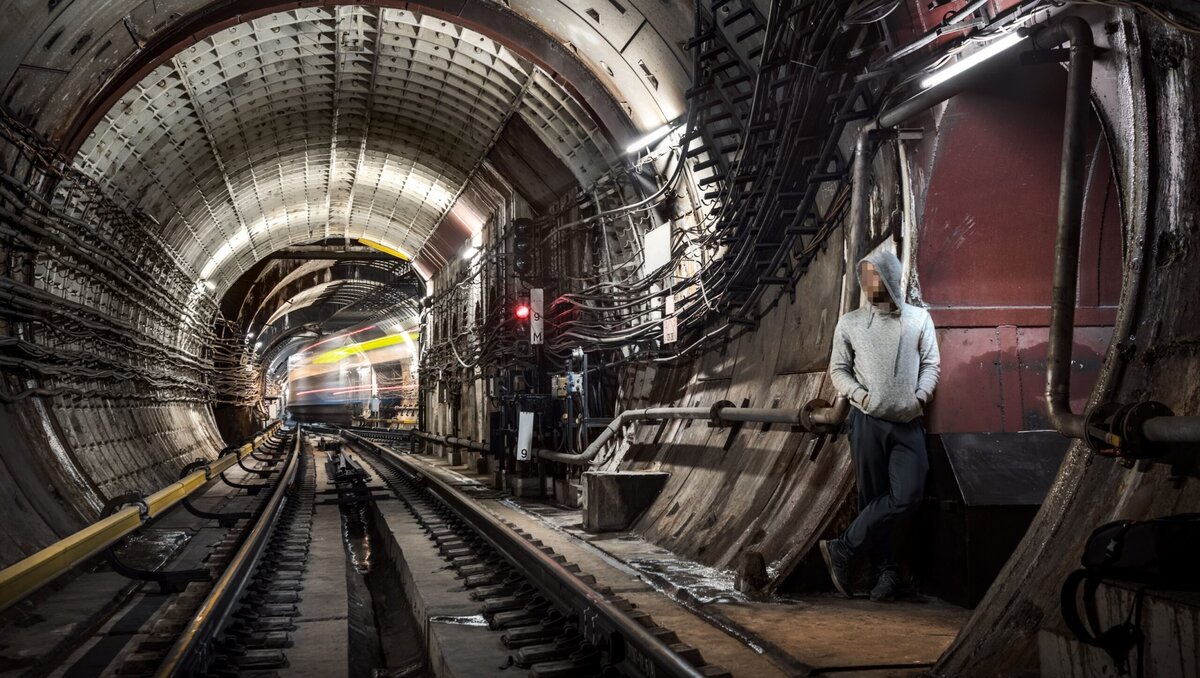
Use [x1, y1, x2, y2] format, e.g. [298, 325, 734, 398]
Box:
[72, 5, 616, 293]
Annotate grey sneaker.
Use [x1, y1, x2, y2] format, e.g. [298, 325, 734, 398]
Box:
[870, 570, 899, 602]
[819, 539, 852, 597]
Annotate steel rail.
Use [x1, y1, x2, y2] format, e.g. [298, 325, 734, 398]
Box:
[155, 425, 303, 677]
[0, 423, 283, 613]
[346, 432, 708, 678]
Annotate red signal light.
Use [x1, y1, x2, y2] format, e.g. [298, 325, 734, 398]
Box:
[515, 304, 531, 320]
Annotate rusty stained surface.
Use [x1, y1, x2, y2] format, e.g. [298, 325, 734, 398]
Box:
[918, 67, 1122, 315]
[928, 326, 1112, 433]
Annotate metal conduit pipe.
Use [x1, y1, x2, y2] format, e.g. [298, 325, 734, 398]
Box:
[414, 430, 489, 453]
[1038, 17, 1096, 439]
[1143, 418, 1200, 444]
[535, 397, 850, 466]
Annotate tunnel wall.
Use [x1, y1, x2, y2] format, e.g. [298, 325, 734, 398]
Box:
[0, 96, 229, 569]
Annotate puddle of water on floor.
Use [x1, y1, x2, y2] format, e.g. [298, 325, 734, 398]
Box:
[109, 529, 191, 571]
[627, 558, 747, 605]
[428, 614, 488, 627]
[341, 499, 375, 574]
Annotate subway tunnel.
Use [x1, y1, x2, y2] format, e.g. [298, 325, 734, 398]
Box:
[0, 1, 1198, 676]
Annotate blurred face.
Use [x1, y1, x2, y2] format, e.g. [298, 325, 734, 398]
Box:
[861, 262, 891, 304]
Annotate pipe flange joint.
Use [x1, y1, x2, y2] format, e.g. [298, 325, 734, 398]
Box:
[800, 398, 832, 432]
[709, 400, 735, 427]
[1082, 402, 1129, 455]
[1117, 401, 1174, 459]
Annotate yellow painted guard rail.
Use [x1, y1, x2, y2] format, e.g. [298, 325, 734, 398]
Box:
[0, 422, 283, 613]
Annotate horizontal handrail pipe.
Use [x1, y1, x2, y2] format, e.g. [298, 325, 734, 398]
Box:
[0, 421, 284, 614]
[536, 397, 850, 466]
[413, 430, 489, 453]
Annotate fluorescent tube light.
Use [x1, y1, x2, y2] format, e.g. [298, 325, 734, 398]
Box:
[920, 32, 1025, 90]
[625, 121, 680, 155]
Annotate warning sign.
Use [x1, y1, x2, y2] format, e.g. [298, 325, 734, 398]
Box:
[516, 411, 534, 461]
[530, 288, 544, 345]
[663, 293, 678, 344]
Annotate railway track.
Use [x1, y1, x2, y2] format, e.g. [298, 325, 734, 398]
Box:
[342, 430, 731, 678]
[92, 426, 305, 677]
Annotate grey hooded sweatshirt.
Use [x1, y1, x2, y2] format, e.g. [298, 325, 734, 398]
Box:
[829, 250, 940, 423]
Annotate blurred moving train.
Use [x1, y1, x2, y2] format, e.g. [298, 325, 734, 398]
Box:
[284, 327, 419, 427]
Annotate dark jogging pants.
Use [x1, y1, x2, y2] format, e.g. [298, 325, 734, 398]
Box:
[839, 409, 929, 574]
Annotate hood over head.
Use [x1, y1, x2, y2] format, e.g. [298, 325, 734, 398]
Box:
[858, 249, 904, 309]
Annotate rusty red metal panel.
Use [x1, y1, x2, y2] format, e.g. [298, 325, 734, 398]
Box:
[921, 71, 1065, 309]
[925, 328, 1006, 433]
[1012, 326, 1111, 431]
[925, 326, 1112, 433]
[929, 306, 1118, 329]
[918, 67, 1121, 315]
[997, 325, 1024, 432]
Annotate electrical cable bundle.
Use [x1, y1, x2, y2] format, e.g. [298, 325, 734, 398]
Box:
[0, 112, 224, 404]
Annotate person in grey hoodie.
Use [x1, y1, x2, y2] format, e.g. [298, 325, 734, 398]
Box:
[819, 249, 940, 601]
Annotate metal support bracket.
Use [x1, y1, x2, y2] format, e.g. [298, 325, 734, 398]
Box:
[708, 400, 734, 428]
[216, 447, 267, 495]
[249, 440, 284, 464]
[101, 492, 211, 593]
[179, 462, 251, 528]
[235, 450, 272, 478]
